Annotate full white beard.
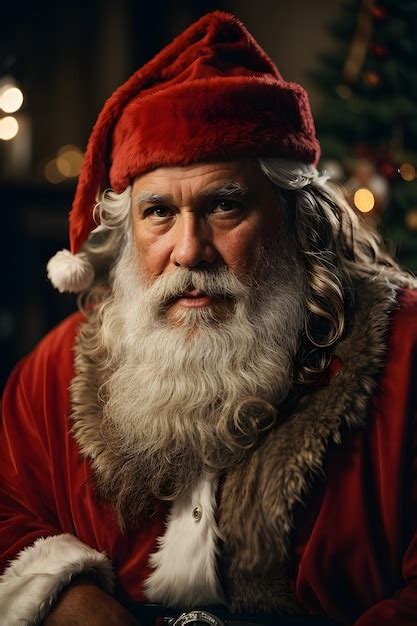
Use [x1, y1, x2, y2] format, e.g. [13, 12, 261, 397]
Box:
[96, 234, 306, 524]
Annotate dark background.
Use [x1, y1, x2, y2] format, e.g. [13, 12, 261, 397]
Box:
[0, 0, 370, 387]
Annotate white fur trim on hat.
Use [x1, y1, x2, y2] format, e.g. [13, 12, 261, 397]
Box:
[47, 249, 94, 293]
[0, 533, 114, 625]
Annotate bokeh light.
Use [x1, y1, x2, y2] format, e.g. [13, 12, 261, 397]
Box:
[405, 209, 417, 231]
[44, 159, 65, 184]
[57, 145, 84, 177]
[0, 86, 24, 113]
[363, 71, 381, 87]
[56, 156, 72, 177]
[353, 188, 375, 213]
[399, 163, 416, 182]
[0, 116, 19, 140]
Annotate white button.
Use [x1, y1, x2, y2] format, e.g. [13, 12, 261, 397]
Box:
[192, 505, 202, 522]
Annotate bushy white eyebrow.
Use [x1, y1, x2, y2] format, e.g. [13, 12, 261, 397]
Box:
[135, 192, 172, 206]
[204, 182, 249, 199]
[135, 182, 249, 208]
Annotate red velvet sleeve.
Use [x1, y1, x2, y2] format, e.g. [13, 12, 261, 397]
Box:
[353, 472, 417, 625]
[0, 313, 83, 573]
[353, 303, 417, 626]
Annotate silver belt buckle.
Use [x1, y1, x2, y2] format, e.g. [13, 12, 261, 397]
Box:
[166, 609, 225, 626]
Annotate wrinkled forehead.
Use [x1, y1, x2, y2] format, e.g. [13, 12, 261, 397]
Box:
[131, 159, 277, 205]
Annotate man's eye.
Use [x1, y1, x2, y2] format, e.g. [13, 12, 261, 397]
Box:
[148, 206, 171, 218]
[213, 200, 240, 213]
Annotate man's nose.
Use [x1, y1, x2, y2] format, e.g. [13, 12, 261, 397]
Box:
[171, 214, 217, 268]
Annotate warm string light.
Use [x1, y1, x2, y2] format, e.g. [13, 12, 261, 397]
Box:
[0, 80, 24, 141]
[353, 188, 375, 213]
[57, 145, 84, 176]
[0, 116, 19, 141]
[0, 86, 24, 113]
[44, 159, 65, 184]
[44, 144, 84, 184]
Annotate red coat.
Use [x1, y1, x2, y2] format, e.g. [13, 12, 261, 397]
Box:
[1, 287, 417, 625]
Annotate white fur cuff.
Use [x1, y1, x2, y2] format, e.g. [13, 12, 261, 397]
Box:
[0, 534, 114, 626]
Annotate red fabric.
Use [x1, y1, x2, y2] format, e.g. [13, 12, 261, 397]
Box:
[1, 290, 417, 624]
[0, 314, 165, 604]
[294, 289, 417, 624]
[69, 11, 319, 255]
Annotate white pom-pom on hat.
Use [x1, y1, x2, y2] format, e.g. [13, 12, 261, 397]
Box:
[47, 249, 94, 293]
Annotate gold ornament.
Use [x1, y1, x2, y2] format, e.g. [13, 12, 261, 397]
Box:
[399, 163, 416, 182]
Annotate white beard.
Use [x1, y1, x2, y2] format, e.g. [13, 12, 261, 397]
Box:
[96, 233, 306, 524]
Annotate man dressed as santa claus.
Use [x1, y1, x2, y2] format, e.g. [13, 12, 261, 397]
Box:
[1, 11, 417, 626]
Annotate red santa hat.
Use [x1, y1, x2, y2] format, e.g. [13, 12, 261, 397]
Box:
[47, 10, 320, 293]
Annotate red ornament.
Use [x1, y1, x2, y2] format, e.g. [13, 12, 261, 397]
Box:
[379, 161, 396, 180]
[371, 42, 388, 57]
[372, 6, 387, 20]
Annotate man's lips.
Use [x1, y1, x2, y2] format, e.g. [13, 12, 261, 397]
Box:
[175, 289, 213, 308]
[163, 290, 234, 311]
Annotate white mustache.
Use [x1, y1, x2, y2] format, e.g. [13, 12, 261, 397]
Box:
[143, 267, 249, 307]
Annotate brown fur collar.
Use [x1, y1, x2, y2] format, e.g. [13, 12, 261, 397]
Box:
[219, 277, 397, 612]
[70, 277, 397, 613]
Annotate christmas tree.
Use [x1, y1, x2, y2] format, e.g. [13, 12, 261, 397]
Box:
[313, 0, 417, 271]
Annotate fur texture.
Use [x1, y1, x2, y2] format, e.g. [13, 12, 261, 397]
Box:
[144, 474, 224, 607]
[110, 78, 318, 195]
[68, 11, 319, 255]
[219, 277, 397, 611]
[0, 533, 114, 625]
[47, 249, 94, 293]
